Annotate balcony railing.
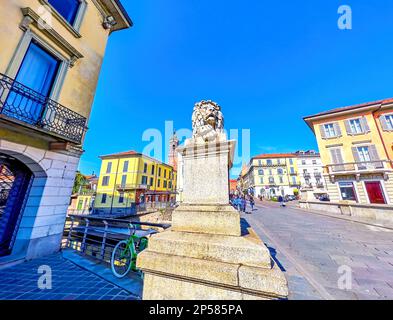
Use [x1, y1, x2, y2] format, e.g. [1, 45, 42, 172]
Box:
[116, 184, 150, 191]
[316, 182, 325, 188]
[0, 73, 87, 144]
[326, 160, 392, 174]
[259, 162, 285, 167]
[62, 215, 170, 285]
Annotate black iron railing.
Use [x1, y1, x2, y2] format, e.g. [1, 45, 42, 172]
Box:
[0, 73, 87, 144]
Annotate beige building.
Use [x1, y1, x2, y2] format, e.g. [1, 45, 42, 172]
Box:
[241, 153, 301, 198]
[0, 1, 131, 260]
[304, 99, 393, 204]
[295, 150, 327, 199]
[303, 98, 393, 222]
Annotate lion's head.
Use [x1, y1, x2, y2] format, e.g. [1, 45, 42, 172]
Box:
[192, 100, 224, 141]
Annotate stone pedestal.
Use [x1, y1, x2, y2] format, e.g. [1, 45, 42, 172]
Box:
[137, 139, 288, 300]
[300, 188, 315, 201]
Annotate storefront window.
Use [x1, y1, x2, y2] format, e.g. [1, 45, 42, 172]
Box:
[339, 182, 357, 201]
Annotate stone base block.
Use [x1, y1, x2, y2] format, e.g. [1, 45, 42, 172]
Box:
[146, 230, 271, 268]
[137, 224, 288, 300]
[138, 251, 287, 300]
[172, 204, 241, 236]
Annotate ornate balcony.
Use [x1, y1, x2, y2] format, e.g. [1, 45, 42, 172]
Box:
[116, 184, 150, 191]
[0, 73, 87, 144]
[325, 160, 393, 181]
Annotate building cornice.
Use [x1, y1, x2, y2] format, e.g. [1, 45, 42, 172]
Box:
[92, 0, 133, 32]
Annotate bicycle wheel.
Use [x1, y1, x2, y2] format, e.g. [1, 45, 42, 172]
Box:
[111, 240, 133, 278]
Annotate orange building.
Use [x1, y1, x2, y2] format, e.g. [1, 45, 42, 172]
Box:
[229, 179, 238, 194]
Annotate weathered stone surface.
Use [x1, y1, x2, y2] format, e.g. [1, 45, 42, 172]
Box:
[145, 230, 271, 268]
[142, 273, 243, 300]
[178, 140, 235, 205]
[137, 249, 286, 300]
[137, 251, 240, 286]
[172, 204, 241, 236]
[239, 264, 288, 297]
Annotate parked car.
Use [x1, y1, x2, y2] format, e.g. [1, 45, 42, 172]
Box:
[319, 194, 330, 202]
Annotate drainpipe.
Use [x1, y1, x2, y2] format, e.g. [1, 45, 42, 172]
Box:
[372, 105, 392, 169]
[109, 159, 120, 215]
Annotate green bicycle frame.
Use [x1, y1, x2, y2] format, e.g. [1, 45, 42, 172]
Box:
[119, 226, 148, 271]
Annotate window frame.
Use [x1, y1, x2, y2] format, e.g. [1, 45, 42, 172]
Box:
[40, 0, 87, 37]
[123, 161, 129, 173]
[102, 176, 110, 186]
[356, 146, 371, 163]
[338, 181, 358, 202]
[386, 114, 393, 130]
[324, 123, 336, 138]
[349, 118, 363, 134]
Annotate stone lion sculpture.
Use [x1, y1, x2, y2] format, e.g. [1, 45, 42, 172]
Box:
[191, 100, 224, 142]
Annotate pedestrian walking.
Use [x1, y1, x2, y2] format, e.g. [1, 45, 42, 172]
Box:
[278, 195, 285, 207]
[241, 196, 247, 213]
[249, 196, 255, 211]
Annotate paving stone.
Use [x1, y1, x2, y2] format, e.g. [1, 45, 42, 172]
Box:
[0, 253, 138, 300]
[244, 202, 393, 300]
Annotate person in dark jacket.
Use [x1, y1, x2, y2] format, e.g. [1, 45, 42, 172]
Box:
[249, 196, 255, 211]
[278, 195, 285, 207]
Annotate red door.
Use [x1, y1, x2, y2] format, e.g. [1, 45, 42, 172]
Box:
[365, 182, 386, 204]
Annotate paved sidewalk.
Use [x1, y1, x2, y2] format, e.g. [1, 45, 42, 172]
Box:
[0, 253, 138, 300]
[244, 200, 393, 300]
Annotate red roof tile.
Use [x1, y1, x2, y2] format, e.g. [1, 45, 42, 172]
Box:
[100, 150, 140, 158]
[253, 153, 295, 159]
[304, 97, 393, 120]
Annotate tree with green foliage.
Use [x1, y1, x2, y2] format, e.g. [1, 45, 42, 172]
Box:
[72, 171, 87, 194]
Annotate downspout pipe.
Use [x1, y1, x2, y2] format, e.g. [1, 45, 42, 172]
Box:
[372, 104, 392, 169]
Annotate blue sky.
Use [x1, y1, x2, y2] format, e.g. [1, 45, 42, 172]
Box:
[79, 0, 393, 177]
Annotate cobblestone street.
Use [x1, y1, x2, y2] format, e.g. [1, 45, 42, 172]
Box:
[244, 200, 393, 300]
[0, 254, 138, 300]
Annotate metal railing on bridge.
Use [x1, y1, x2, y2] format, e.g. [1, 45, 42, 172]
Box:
[62, 214, 170, 265]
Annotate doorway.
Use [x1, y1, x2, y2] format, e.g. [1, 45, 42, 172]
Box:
[365, 181, 387, 204]
[0, 153, 33, 257]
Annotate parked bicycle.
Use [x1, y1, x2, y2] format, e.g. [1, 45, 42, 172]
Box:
[110, 223, 149, 278]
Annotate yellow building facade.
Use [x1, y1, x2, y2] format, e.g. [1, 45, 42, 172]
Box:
[304, 98, 393, 204]
[94, 151, 177, 215]
[242, 153, 300, 198]
[0, 1, 131, 259]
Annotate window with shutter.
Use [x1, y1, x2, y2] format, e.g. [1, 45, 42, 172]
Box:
[361, 117, 370, 133]
[368, 145, 383, 169]
[334, 123, 342, 137]
[380, 115, 393, 131]
[323, 123, 336, 138]
[349, 119, 362, 134]
[344, 120, 353, 135]
[385, 115, 393, 130]
[353, 146, 368, 170]
[330, 148, 344, 172]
